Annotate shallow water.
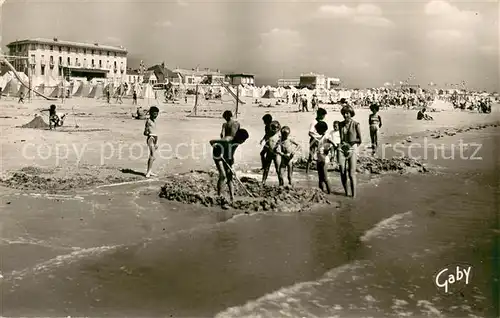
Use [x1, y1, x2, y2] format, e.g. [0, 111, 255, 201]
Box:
[0, 127, 499, 317]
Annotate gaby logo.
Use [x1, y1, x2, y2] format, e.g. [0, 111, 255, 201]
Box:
[434, 264, 472, 294]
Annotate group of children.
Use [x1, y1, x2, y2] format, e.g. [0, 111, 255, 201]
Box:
[140, 100, 384, 204]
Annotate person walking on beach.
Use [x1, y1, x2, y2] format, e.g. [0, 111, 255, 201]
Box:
[106, 89, 111, 104]
[339, 104, 361, 198]
[306, 107, 328, 174]
[301, 95, 309, 112]
[144, 106, 159, 178]
[368, 103, 382, 155]
[115, 85, 124, 104]
[18, 91, 25, 104]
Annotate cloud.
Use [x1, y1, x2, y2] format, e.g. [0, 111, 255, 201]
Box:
[425, 0, 480, 27]
[316, 4, 394, 27]
[154, 20, 173, 28]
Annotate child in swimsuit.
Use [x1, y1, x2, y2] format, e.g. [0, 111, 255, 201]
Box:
[144, 106, 159, 178]
[275, 126, 300, 186]
[368, 103, 382, 155]
[210, 127, 249, 209]
[262, 120, 283, 186]
[339, 105, 362, 198]
[259, 114, 273, 170]
[330, 121, 341, 167]
[315, 121, 333, 194]
[41, 104, 65, 130]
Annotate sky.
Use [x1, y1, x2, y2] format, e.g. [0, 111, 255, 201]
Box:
[1, 0, 498, 90]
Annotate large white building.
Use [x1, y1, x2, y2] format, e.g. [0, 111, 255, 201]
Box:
[6, 37, 128, 83]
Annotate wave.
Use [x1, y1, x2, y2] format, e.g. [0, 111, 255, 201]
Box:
[360, 211, 413, 242]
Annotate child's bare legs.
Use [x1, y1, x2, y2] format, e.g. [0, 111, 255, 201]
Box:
[261, 155, 272, 184]
[369, 125, 378, 155]
[215, 160, 226, 196]
[275, 156, 284, 186]
[286, 162, 293, 185]
[260, 147, 267, 170]
[338, 152, 349, 196]
[317, 161, 331, 194]
[347, 149, 357, 198]
[145, 137, 157, 177]
[225, 166, 235, 203]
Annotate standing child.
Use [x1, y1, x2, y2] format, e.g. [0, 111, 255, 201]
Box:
[315, 121, 333, 194]
[132, 90, 138, 105]
[368, 103, 382, 155]
[329, 121, 341, 168]
[262, 120, 283, 186]
[210, 128, 249, 209]
[259, 114, 273, 170]
[144, 106, 159, 178]
[275, 126, 300, 186]
[18, 91, 25, 104]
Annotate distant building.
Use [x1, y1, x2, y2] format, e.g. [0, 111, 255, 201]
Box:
[326, 77, 341, 89]
[6, 37, 128, 82]
[277, 78, 300, 87]
[143, 70, 158, 84]
[299, 73, 326, 89]
[173, 67, 225, 86]
[226, 73, 255, 85]
[147, 62, 181, 84]
[126, 69, 144, 84]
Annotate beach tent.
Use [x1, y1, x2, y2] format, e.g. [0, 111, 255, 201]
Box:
[88, 83, 104, 98]
[142, 83, 155, 100]
[71, 81, 81, 96]
[3, 79, 20, 96]
[35, 84, 45, 96]
[261, 89, 280, 99]
[80, 83, 91, 97]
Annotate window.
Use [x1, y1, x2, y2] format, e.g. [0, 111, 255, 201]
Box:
[114, 61, 117, 69]
[30, 54, 35, 64]
[49, 45, 53, 51]
[67, 46, 70, 53]
[59, 56, 62, 65]
[107, 51, 110, 56]
[59, 67, 62, 76]
[83, 58, 87, 67]
[30, 44, 35, 50]
[99, 60, 102, 68]
[41, 65, 45, 75]
[83, 48, 87, 54]
[67, 57, 71, 66]
[114, 52, 117, 57]
[76, 57, 79, 66]
[50, 56, 54, 64]
[58, 46, 62, 52]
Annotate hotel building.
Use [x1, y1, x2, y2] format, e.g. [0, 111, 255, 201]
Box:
[6, 38, 128, 83]
[277, 78, 300, 87]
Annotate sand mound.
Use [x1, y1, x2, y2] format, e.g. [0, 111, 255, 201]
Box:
[0, 165, 143, 192]
[20, 115, 49, 129]
[159, 170, 334, 213]
[294, 156, 428, 174]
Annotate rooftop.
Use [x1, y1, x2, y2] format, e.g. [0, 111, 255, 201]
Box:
[226, 73, 255, 77]
[6, 38, 127, 53]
